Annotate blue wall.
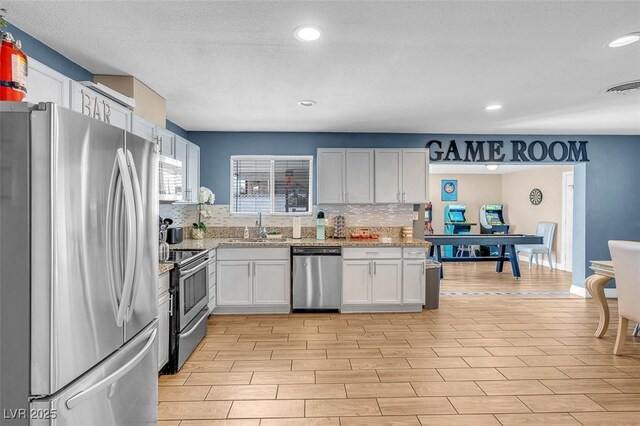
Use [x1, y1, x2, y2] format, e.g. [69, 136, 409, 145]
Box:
[8, 22, 188, 136]
[189, 131, 640, 288]
[7, 22, 92, 82]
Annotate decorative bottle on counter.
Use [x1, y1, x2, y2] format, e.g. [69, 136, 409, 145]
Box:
[316, 210, 325, 240]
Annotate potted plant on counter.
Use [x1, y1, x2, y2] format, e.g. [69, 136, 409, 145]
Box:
[192, 186, 215, 239]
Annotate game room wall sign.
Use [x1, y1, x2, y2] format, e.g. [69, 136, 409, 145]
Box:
[425, 139, 589, 163]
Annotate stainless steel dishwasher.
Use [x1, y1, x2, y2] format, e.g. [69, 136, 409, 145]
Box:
[292, 247, 342, 311]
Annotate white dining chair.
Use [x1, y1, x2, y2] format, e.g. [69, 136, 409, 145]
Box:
[608, 240, 640, 355]
[516, 222, 556, 270]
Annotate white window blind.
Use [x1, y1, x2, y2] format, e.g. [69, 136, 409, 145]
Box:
[231, 156, 313, 215]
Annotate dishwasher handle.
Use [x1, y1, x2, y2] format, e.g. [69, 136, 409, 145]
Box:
[292, 247, 341, 256]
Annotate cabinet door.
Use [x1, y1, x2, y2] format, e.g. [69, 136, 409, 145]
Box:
[402, 260, 425, 304]
[217, 261, 252, 305]
[26, 58, 71, 107]
[342, 261, 371, 305]
[401, 149, 429, 203]
[131, 114, 156, 143]
[156, 127, 175, 157]
[317, 148, 345, 204]
[345, 149, 374, 203]
[371, 260, 402, 304]
[157, 292, 170, 371]
[187, 143, 200, 203]
[374, 149, 402, 203]
[253, 260, 290, 305]
[69, 82, 131, 131]
[174, 136, 189, 200]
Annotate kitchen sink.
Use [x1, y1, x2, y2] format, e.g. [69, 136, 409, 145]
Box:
[226, 238, 289, 243]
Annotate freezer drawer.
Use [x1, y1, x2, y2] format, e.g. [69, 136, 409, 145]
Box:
[30, 320, 158, 426]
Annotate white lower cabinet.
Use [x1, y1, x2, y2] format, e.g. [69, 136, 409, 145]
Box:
[341, 247, 424, 311]
[402, 260, 426, 304]
[253, 261, 290, 304]
[217, 261, 252, 306]
[216, 248, 290, 310]
[158, 273, 170, 371]
[371, 260, 402, 304]
[342, 261, 372, 305]
[343, 260, 401, 305]
[208, 249, 217, 312]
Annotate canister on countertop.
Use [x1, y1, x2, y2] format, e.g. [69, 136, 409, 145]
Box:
[333, 215, 346, 239]
[316, 210, 325, 240]
[292, 216, 302, 239]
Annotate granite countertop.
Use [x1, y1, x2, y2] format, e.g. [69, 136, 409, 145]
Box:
[168, 237, 430, 251]
[159, 263, 174, 275]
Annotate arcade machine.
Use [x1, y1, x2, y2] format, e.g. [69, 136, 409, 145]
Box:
[443, 204, 476, 257]
[479, 204, 510, 256]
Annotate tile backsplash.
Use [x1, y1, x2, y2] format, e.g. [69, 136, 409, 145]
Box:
[159, 203, 415, 229]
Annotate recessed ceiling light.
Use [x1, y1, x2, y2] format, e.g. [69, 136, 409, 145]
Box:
[298, 100, 316, 107]
[485, 164, 499, 171]
[608, 32, 640, 48]
[485, 104, 502, 111]
[294, 26, 322, 42]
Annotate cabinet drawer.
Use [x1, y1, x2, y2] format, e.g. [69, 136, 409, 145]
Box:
[342, 247, 402, 260]
[217, 248, 289, 261]
[403, 247, 426, 259]
[158, 272, 170, 294]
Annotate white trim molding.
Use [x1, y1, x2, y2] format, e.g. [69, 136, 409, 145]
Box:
[570, 284, 617, 298]
[517, 254, 569, 272]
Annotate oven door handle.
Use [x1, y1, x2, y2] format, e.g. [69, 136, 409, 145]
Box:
[181, 309, 210, 338]
[180, 261, 207, 277]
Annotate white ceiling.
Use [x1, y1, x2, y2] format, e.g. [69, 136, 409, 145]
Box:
[430, 163, 565, 175]
[5, 1, 640, 134]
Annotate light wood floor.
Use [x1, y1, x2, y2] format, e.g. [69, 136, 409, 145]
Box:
[440, 261, 573, 293]
[159, 265, 640, 425]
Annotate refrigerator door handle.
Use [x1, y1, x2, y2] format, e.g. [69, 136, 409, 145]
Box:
[65, 328, 157, 410]
[124, 149, 145, 321]
[106, 155, 122, 320]
[115, 148, 137, 326]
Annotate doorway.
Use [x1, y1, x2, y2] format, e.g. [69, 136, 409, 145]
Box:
[562, 171, 574, 272]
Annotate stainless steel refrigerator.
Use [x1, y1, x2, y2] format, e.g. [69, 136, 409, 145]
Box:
[0, 102, 158, 425]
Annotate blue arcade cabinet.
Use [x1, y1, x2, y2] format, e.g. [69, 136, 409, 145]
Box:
[443, 204, 476, 257]
[479, 204, 510, 256]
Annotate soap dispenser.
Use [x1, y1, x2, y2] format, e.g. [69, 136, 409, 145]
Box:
[316, 210, 326, 240]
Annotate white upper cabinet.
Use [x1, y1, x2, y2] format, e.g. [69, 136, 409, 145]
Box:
[317, 148, 346, 204]
[26, 58, 71, 108]
[318, 147, 429, 205]
[345, 149, 374, 204]
[156, 127, 174, 157]
[174, 136, 188, 199]
[187, 143, 200, 203]
[374, 149, 402, 203]
[69, 81, 131, 131]
[402, 148, 430, 203]
[131, 114, 156, 143]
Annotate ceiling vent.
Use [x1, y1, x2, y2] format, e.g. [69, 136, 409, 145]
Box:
[604, 80, 640, 94]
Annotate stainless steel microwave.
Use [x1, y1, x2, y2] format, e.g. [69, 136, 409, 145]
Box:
[158, 155, 183, 202]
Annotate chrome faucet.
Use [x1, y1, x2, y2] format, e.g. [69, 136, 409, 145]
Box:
[256, 212, 267, 238]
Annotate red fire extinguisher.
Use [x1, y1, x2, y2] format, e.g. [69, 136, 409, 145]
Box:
[0, 31, 27, 101]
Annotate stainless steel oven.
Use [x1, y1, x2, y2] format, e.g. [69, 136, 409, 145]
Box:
[161, 249, 209, 374]
[178, 253, 209, 328]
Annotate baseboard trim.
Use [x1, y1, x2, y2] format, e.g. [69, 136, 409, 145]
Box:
[517, 254, 569, 272]
[570, 284, 617, 298]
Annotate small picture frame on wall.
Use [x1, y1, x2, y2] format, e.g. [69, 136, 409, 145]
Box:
[441, 179, 458, 201]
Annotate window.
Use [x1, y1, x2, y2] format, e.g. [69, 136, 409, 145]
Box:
[231, 156, 313, 215]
